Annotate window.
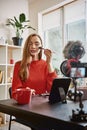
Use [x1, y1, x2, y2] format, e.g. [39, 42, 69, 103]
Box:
[64, 0, 86, 62]
[38, 0, 87, 76]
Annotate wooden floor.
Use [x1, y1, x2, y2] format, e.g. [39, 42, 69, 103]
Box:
[0, 122, 31, 130]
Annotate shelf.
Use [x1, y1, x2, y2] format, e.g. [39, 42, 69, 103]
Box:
[0, 43, 22, 100]
[0, 44, 6, 47]
[0, 64, 6, 66]
[7, 44, 22, 49]
[0, 43, 22, 48]
[7, 83, 12, 85]
[0, 41, 22, 124]
[0, 83, 6, 86]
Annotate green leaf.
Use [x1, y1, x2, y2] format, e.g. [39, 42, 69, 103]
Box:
[6, 13, 36, 37]
[19, 13, 26, 23]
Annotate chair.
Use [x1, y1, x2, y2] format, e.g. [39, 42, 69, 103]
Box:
[8, 87, 35, 130]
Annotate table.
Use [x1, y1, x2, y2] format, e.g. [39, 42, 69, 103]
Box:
[0, 96, 87, 130]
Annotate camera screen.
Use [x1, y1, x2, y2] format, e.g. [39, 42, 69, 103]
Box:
[70, 67, 86, 78]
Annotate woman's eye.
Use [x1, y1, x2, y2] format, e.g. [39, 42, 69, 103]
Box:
[29, 42, 41, 47]
[35, 44, 39, 46]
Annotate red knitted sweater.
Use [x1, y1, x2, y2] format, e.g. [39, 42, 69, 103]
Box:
[12, 59, 57, 99]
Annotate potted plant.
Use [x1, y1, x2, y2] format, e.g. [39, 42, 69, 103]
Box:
[6, 13, 35, 46]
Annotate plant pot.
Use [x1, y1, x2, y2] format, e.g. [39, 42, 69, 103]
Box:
[12, 37, 23, 46]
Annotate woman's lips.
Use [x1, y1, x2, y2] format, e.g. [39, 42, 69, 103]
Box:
[30, 49, 39, 53]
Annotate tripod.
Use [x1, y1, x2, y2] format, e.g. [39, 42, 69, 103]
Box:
[68, 78, 80, 102]
[68, 78, 87, 122]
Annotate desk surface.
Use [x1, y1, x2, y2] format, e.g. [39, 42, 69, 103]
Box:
[0, 96, 87, 130]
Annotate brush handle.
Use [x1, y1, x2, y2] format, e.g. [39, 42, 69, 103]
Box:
[39, 47, 56, 53]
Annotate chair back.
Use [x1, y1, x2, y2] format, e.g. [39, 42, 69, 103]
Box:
[9, 87, 12, 98]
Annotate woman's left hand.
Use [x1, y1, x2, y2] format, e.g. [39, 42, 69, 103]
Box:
[44, 49, 54, 73]
[44, 49, 52, 64]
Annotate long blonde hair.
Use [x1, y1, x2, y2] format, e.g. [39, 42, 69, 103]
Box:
[19, 33, 43, 81]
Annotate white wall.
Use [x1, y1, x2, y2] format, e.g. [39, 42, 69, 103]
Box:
[0, 0, 30, 45]
[29, 0, 64, 33]
[0, 0, 65, 43]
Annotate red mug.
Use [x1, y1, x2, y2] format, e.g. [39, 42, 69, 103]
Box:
[13, 88, 35, 105]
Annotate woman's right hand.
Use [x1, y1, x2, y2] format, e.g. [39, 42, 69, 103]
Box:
[26, 87, 35, 95]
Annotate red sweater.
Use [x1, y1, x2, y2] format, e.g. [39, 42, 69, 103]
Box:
[12, 59, 57, 99]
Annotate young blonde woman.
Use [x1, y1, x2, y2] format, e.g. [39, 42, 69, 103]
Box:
[12, 33, 57, 130]
[12, 33, 57, 99]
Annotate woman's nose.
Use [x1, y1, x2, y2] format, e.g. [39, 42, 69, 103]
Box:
[32, 43, 36, 48]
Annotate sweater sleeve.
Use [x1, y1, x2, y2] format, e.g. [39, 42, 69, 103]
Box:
[12, 62, 23, 99]
[46, 69, 58, 93]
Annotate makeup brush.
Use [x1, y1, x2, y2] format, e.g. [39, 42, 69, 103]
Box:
[39, 47, 45, 50]
[39, 47, 56, 53]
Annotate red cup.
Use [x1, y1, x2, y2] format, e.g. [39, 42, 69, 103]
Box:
[13, 88, 33, 105]
[10, 59, 14, 64]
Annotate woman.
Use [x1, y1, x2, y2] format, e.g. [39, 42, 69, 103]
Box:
[12, 33, 57, 99]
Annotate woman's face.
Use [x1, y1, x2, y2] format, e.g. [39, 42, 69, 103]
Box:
[29, 36, 42, 57]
